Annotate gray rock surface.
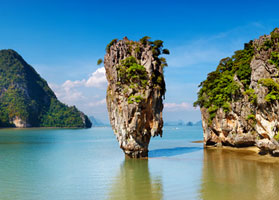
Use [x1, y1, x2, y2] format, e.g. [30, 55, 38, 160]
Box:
[104, 37, 166, 158]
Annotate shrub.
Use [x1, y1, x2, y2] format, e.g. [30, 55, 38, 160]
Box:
[106, 39, 118, 53]
[162, 49, 170, 54]
[139, 36, 151, 45]
[268, 52, 279, 68]
[271, 28, 279, 41]
[128, 95, 143, 104]
[246, 114, 255, 121]
[97, 58, 103, 65]
[244, 88, 257, 104]
[258, 78, 279, 102]
[274, 132, 279, 141]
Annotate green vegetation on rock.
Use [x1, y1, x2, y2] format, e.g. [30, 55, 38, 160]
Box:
[116, 56, 148, 89]
[258, 78, 279, 102]
[194, 40, 255, 119]
[274, 132, 279, 141]
[106, 39, 118, 53]
[244, 88, 257, 104]
[0, 49, 91, 128]
[128, 95, 143, 104]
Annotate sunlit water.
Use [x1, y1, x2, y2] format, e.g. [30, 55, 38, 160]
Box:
[0, 126, 278, 200]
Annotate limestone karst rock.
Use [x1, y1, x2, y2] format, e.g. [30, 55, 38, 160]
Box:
[195, 28, 279, 156]
[104, 37, 168, 158]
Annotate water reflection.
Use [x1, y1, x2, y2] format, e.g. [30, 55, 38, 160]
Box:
[200, 148, 279, 200]
[108, 159, 163, 200]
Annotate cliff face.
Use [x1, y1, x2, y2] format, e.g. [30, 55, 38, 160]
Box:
[195, 28, 279, 156]
[0, 49, 92, 128]
[104, 37, 168, 158]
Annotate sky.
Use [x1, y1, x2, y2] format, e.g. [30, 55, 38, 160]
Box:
[1, 0, 279, 123]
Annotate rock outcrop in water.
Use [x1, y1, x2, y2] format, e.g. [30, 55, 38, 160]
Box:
[104, 37, 169, 158]
[195, 28, 279, 156]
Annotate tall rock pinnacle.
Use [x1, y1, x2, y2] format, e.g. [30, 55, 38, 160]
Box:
[104, 37, 169, 158]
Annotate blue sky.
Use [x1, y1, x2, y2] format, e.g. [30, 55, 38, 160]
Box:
[1, 0, 279, 123]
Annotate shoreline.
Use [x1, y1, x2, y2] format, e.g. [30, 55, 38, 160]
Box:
[205, 145, 279, 164]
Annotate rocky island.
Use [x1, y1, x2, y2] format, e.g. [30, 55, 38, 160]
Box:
[195, 28, 279, 156]
[104, 37, 169, 158]
[0, 49, 92, 128]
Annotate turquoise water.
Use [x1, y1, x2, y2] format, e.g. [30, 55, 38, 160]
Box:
[0, 126, 279, 200]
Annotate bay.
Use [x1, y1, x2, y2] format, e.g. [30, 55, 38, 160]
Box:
[0, 126, 278, 200]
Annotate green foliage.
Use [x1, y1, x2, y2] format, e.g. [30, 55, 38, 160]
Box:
[268, 52, 279, 67]
[263, 39, 273, 50]
[258, 78, 279, 102]
[106, 39, 118, 53]
[244, 88, 257, 104]
[160, 57, 168, 68]
[156, 75, 163, 84]
[246, 114, 256, 126]
[128, 95, 143, 104]
[97, 58, 103, 65]
[110, 37, 168, 98]
[194, 41, 254, 119]
[0, 50, 91, 128]
[246, 114, 255, 121]
[193, 71, 239, 109]
[162, 49, 170, 55]
[208, 105, 218, 122]
[135, 45, 141, 54]
[117, 56, 148, 88]
[222, 102, 231, 113]
[40, 98, 87, 128]
[139, 37, 170, 58]
[153, 40, 163, 49]
[274, 132, 279, 141]
[271, 28, 279, 41]
[139, 36, 151, 46]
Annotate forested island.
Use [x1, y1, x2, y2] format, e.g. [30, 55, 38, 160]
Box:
[0, 49, 91, 128]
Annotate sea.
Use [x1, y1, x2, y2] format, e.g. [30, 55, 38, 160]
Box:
[0, 126, 278, 200]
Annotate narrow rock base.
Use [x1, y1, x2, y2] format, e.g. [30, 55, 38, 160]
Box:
[124, 150, 148, 158]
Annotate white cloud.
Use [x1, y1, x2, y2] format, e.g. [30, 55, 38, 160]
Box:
[49, 83, 86, 104]
[88, 98, 106, 107]
[164, 102, 196, 112]
[48, 67, 108, 119]
[85, 67, 107, 88]
[62, 80, 85, 91]
[61, 67, 107, 90]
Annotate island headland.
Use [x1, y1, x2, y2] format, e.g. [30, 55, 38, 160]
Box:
[0, 49, 92, 128]
[195, 28, 279, 156]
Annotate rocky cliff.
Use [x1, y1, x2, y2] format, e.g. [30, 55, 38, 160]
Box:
[195, 28, 279, 156]
[104, 37, 169, 158]
[0, 49, 92, 128]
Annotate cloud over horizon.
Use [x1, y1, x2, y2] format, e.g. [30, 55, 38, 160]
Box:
[164, 102, 197, 111]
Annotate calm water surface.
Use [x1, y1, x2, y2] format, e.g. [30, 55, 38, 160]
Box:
[0, 126, 278, 200]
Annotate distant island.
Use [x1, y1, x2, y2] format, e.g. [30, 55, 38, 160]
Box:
[89, 116, 110, 127]
[0, 49, 91, 128]
[164, 120, 202, 126]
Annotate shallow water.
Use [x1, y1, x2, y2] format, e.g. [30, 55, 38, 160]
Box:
[0, 126, 278, 200]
